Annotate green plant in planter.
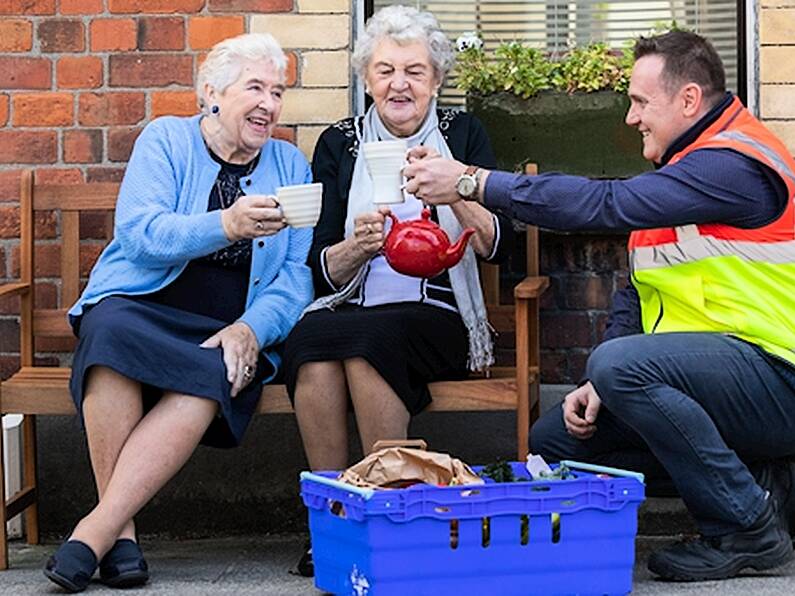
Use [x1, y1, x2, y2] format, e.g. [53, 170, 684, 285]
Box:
[493, 43, 557, 99]
[553, 43, 632, 94]
[455, 36, 633, 99]
[455, 21, 682, 99]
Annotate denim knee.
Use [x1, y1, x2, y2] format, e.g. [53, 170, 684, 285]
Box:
[529, 405, 568, 460]
[586, 336, 644, 409]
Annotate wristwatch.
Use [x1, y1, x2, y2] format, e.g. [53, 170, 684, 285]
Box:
[455, 165, 481, 201]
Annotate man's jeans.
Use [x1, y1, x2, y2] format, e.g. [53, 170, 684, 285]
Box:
[530, 332, 795, 536]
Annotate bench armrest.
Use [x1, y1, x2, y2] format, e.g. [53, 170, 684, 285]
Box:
[0, 282, 31, 298]
[514, 275, 549, 300]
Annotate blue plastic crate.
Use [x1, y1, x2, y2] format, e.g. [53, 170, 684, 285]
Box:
[300, 461, 645, 596]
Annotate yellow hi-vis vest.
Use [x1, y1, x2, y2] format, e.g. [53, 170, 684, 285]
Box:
[628, 96, 795, 365]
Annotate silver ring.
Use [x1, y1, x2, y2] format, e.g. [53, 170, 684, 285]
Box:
[243, 365, 254, 378]
[255, 221, 264, 231]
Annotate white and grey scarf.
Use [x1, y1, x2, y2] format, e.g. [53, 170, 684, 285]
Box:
[303, 100, 494, 371]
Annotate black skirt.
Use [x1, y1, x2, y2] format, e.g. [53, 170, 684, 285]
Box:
[69, 296, 273, 448]
[283, 303, 469, 415]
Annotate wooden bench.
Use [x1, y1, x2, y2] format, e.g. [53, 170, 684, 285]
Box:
[0, 167, 548, 569]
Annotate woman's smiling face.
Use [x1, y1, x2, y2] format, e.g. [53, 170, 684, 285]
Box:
[365, 37, 440, 137]
[207, 58, 284, 163]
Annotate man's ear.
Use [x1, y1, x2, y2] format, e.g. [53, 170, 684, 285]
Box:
[681, 83, 703, 118]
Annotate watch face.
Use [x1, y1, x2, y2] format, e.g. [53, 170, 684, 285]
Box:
[457, 176, 476, 197]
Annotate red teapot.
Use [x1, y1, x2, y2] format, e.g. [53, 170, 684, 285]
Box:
[383, 208, 475, 278]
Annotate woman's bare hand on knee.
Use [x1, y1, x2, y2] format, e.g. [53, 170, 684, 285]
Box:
[221, 195, 286, 241]
[200, 322, 259, 397]
[563, 382, 601, 440]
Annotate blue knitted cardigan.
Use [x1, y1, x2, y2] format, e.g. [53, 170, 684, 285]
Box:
[69, 115, 314, 366]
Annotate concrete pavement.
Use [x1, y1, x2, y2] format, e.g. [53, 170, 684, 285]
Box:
[3, 534, 794, 595]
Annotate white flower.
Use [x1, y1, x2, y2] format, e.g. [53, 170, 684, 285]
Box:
[648, 25, 672, 36]
[456, 32, 483, 52]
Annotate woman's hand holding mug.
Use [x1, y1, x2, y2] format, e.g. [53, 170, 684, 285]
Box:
[222, 195, 286, 241]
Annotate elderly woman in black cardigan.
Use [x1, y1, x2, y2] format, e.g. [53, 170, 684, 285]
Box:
[284, 5, 513, 477]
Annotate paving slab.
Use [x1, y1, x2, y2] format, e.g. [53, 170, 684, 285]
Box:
[4, 534, 794, 595]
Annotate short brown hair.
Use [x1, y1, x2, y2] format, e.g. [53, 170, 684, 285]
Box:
[634, 30, 725, 105]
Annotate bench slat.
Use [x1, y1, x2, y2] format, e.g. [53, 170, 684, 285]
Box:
[33, 184, 119, 211]
[2, 367, 537, 416]
[0, 282, 31, 298]
[5, 487, 37, 521]
[30, 305, 536, 342]
[32, 309, 72, 337]
[61, 212, 80, 307]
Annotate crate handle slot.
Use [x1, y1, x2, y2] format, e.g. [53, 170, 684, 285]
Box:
[450, 519, 459, 549]
[560, 460, 645, 483]
[481, 517, 491, 548]
[551, 513, 561, 543]
[329, 500, 347, 518]
[520, 514, 529, 545]
[300, 472, 375, 500]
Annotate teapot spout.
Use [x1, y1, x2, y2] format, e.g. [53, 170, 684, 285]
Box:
[442, 227, 476, 268]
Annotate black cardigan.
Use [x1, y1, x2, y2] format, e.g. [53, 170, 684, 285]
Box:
[309, 108, 515, 297]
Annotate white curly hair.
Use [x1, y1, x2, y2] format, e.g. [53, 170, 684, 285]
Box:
[352, 5, 455, 84]
[196, 33, 287, 114]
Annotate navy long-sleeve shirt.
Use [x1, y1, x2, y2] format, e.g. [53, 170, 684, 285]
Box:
[483, 106, 788, 340]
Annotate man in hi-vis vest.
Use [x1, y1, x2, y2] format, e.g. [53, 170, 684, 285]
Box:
[404, 30, 795, 582]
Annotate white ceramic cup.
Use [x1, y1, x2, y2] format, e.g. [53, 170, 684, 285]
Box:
[362, 140, 407, 204]
[276, 182, 323, 228]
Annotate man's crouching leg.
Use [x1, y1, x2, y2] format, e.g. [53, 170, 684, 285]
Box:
[585, 333, 794, 581]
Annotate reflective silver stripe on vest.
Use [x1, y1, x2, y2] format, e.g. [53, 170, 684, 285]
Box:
[712, 131, 795, 186]
[675, 224, 700, 242]
[632, 237, 795, 270]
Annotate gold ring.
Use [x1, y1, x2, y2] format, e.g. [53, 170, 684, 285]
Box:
[366, 224, 374, 234]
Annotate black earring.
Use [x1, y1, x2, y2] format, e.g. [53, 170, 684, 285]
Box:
[211, 105, 220, 115]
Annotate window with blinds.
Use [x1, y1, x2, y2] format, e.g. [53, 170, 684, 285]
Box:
[370, 0, 740, 107]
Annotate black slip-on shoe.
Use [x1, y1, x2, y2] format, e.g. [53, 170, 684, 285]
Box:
[648, 497, 794, 581]
[99, 538, 149, 588]
[752, 459, 795, 538]
[43, 540, 98, 593]
[291, 540, 314, 577]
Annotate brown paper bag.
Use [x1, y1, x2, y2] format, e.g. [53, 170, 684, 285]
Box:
[338, 447, 484, 489]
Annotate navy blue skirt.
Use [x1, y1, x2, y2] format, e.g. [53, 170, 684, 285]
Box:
[70, 296, 274, 448]
[283, 303, 468, 415]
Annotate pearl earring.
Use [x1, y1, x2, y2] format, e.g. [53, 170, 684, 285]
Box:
[211, 105, 220, 115]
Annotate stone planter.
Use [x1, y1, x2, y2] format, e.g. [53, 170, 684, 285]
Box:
[467, 90, 651, 178]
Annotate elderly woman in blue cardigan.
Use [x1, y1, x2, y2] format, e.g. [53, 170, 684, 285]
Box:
[43, 33, 313, 592]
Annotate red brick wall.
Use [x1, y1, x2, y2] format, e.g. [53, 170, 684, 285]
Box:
[490, 231, 628, 384]
[537, 232, 628, 383]
[0, 1, 299, 380]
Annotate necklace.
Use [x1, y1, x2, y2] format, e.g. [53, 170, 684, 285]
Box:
[210, 151, 260, 209]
